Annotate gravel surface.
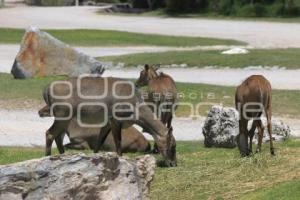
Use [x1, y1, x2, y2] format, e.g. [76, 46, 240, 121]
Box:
[1, 6, 300, 48]
[0, 109, 205, 146]
[0, 109, 299, 146]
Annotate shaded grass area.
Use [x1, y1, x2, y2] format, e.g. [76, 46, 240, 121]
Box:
[1, 139, 300, 199]
[0, 28, 245, 47]
[99, 48, 300, 69]
[0, 73, 299, 117]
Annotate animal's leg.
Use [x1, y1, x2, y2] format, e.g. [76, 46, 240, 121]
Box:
[248, 120, 257, 154]
[167, 114, 173, 129]
[111, 120, 122, 156]
[238, 119, 249, 157]
[266, 108, 275, 155]
[54, 133, 65, 154]
[45, 120, 69, 156]
[255, 120, 264, 153]
[94, 124, 111, 153]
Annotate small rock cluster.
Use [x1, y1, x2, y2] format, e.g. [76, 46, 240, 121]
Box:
[202, 106, 291, 148]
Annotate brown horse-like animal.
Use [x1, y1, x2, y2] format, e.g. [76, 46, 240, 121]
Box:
[135, 64, 177, 152]
[41, 76, 177, 167]
[235, 75, 274, 156]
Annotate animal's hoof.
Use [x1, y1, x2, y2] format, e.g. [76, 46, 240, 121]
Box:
[157, 160, 177, 168]
[151, 148, 159, 154]
[271, 149, 275, 156]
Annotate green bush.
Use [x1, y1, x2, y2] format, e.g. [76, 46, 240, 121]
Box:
[269, 1, 285, 16]
[131, 0, 149, 8]
[165, 0, 206, 12]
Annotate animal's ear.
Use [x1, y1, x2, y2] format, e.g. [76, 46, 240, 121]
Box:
[154, 64, 160, 71]
[145, 64, 149, 71]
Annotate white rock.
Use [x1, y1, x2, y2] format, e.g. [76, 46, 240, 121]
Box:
[221, 48, 249, 55]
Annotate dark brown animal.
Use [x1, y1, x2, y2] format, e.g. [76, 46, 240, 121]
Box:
[135, 64, 177, 152]
[41, 76, 176, 167]
[235, 75, 274, 156]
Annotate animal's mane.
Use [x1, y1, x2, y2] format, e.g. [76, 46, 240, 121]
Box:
[157, 72, 169, 78]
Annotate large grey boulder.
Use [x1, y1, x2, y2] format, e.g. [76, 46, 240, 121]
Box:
[0, 153, 156, 200]
[202, 106, 239, 148]
[202, 106, 291, 148]
[11, 27, 105, 79]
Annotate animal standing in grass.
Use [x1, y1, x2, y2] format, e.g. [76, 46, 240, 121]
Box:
[136, 64, 177, 152]
[41, 76, 177, 167]
[235, 75, 274, 156]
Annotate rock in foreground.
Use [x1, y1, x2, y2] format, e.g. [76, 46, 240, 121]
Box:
[11, 27, 104, 79]
[202, 106, 291, 148]
[0, 153, 156, 200]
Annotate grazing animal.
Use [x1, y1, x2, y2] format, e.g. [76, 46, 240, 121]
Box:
[235, 75, 274, 156]
[41, 76, 177, 167]
[135, 64, 177, 152]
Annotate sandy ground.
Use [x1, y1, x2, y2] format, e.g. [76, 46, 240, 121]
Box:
[0, 109, 299, 146]
[0, 109, 205, 146]
[1, 109, 299, 147]
[1, 6, 300, 48]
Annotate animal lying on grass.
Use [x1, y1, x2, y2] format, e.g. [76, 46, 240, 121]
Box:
[39, 76, 177, 167]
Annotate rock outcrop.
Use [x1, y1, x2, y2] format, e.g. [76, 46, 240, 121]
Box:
[0, 153, 156, 200]
[11, 27, 105, 79]
[202, 106, 291, 148]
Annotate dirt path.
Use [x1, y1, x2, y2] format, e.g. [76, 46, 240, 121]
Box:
[1, 6, 300, 48]
[0, 109, 299, 146]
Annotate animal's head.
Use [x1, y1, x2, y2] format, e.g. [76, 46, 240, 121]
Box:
[164, 127, 177, 167]
[135, 64, 159, 87]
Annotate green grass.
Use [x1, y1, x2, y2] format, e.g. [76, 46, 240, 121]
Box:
[99, 48, 300, 69]
[1, 139, 300, 199]
[0, 28, 245, 47]
[240, 178, 300, 200]
[1, 73, 299, 117]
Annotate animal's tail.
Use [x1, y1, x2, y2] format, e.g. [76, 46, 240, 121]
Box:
[38, 84, 52, 118]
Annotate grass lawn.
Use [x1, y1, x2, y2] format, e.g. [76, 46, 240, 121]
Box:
[0, 28, 245, 47]
[99, 48, 300, 69]
[1, 139, 300, 199]
[1, 73, 299, 117]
